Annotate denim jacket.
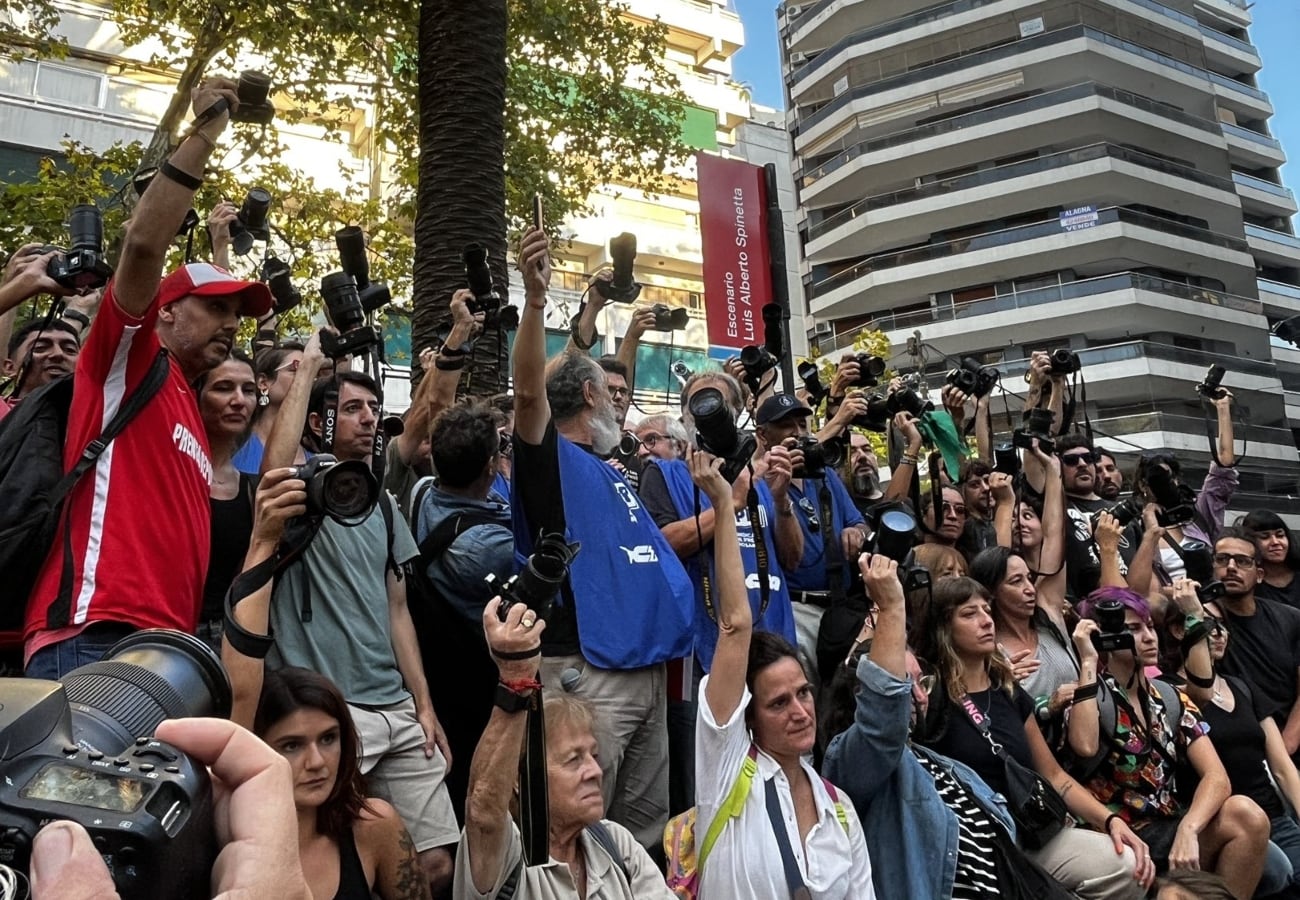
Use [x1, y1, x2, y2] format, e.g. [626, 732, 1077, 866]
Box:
[823, 657, 1017, 900]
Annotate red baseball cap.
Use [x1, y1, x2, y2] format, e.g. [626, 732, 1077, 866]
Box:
[156, 262, 273, 318]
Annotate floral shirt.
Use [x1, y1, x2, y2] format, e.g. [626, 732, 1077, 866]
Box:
[1079, 676, 1208, 824]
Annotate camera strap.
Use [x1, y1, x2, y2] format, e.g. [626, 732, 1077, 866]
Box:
[1201, 403, 1247, 467]
[222, 553, 278, 659]
[817, 478, 845, 605]
[696, 472, 771, 624]
[518, 686, 551, 866]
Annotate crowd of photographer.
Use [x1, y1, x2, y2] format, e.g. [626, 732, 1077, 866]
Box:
[6, 75, 1300, 900]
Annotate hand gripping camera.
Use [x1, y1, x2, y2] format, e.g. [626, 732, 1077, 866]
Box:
[292, 454, 379, 526]
[849, 353, 886, 389]
[1013, 408, 1056, 455]
[463, 244, 519, 330]
[945, 357, 999, 399]
[44, 205, 114, 292]
[0, 631, 231, 899]
[490, 531, 581, 623]
[688, 387, 756, 484]
[231, 70, 274, 125]
[650, 303, 689, 331]
[1089, 599, 1136, 654]
[791, 435, 845, 480]
[260, 255, 302, 315]
[740, 304, 786, 392]
[1195, 364, 1227, 401]
[593, 234, 641, 303]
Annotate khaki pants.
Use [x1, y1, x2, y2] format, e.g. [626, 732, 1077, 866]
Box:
[540, 655, 668, 851]
[1027, 825, 1146, 900]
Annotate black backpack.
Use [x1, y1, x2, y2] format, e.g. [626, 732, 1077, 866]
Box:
[0, 349, 169, 631]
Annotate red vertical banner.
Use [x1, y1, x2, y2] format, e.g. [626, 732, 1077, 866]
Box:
[697, 153, 774, 361]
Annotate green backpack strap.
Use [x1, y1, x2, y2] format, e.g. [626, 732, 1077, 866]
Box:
[821, 778, 850, 835]
[698, 745, 760, 871]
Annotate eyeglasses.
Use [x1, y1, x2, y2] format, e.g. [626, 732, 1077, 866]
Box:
[942, 502, 968, 517]
[1060, 452, 1095, 467]
[608, 386, 631, 399]
[1212, 553, 1257, 569]
[639, 432, 664, 448]
[918, 674, 938, 695]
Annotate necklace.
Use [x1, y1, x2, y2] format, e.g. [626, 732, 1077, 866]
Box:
[1212, 676, 1228, 706]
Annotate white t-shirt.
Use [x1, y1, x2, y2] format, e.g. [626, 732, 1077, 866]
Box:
[696, 675, 876, 899]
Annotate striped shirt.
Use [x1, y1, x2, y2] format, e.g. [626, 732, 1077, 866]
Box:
[913, 750, 1000, 898]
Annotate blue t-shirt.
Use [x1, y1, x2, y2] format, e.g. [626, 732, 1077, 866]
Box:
[785, 470, 865, 592]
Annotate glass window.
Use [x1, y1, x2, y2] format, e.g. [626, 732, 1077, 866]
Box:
[35, 63, 103, 107]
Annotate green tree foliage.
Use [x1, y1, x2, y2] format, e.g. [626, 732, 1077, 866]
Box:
[804, 328, 893, 459]
[1, 0, 65, 60]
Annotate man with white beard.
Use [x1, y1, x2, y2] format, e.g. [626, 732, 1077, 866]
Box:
[509, 226, 694, 852]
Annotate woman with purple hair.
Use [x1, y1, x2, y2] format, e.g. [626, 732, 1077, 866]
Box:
[1068, 586, 1270, 898]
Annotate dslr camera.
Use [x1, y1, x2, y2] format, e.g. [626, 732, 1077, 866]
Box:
[791, 435, 844, 480]
[292, 454, 379, 526]
[650, 303, 689, 331]
[490, 531, 581, 622]
[1183, 540, 1227, 604]
[740, 304, 785, 391]
[319, 227, 388, 360]
[1195, 364, 1227, 401]
[849, 353, 886, 389]
[44, 204, 114, 292]
[593, 233, 641, 303]
[1089, 599, 1136, 653]
[993, 442, 1021, 477]
[463, 243, 519, 330]
[851, 392, 892, 433]
[1048, 348, 1080, 375]
[0, 630, 231, 899]
[945, 357, 999, 399]
[1092, 494, 1143, 529]
[260, 255, 302, 315]
[1142, 457, 1195, 528]
[869, 503, 930, 592]
[228, 188, 272, 257]
[798, 361, 827, 406]
[231, 70, 274, 125]
[688, 387, 756, 483]
[1013, 408, 1056, 454]
[886, 375, 930, 419]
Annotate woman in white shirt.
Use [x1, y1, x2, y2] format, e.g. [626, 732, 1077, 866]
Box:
[689, 447, 875, 899]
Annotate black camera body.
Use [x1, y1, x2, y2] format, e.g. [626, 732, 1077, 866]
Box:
[1093, 496, 1142, 529]
[850, 353, 886, 389]
[740, 344, 779, 387]
[260, 256, 302, 315]
[650, 303, 689, 331]
[293, 453, 378, 526]
[792, 435, 844, 480]
[945, 357, 999, 399]
[798, 361, 827, 406]
[870, 504, 930, 592]
[319, 273, 381, 359]
[1048, 348, 1080, 375]
[0, 630, 231, 900]
[1195, 364, 1227, 401]
[593, 233, 642, 303]
[45, 205, 113, 292]
[886, 378, 930, 419]
[1182, 541, 1226, 604]
[689, 387, 756, 483]
[1013, 408, 1056, 455]
[1145, 463, 1195, 528]
[229, 188, 272, 257]
[1090, 599, 1136, 653]
[490, 531, 580, 622]
[851, 393, 891, 432]
[231, 70, 274, 125]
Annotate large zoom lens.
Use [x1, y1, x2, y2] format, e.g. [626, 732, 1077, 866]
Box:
[688, 387, 740, 457]
[67, 204, 103, 253]
[320, 272, 366, 332]
[463, 243, 499, 308]
[336, 226, 371, 286]
[300, 455, 379, 525]
[237, 70, 272, 107]
[60, 630, 231, 754]
[609, 233, 637, 294]
[875, 507, 917, 563]
[240, 189, 271, 234]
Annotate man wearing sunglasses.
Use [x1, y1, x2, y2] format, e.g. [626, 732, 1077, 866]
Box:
[1211, 527, 1300, 756]
[1056, 434, 1130, 601]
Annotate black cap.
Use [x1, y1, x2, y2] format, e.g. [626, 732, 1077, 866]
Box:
[755, 393, 813, 426]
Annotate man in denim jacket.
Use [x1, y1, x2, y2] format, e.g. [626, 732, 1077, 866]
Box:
[824, 556, 1020, 900]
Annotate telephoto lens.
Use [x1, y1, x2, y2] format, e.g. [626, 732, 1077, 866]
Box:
[852, 354, 887, 388]
[237, 70, 272, 107]
[239, 189, 271, 235]
[688, 387, 756, 483]
[609, 233, 637, 295]
[261, 256, 302, 314]
[463, 243, 500, 311]
[320, 272, 367, 333]
[336, 226, 371, 287]
[67, 203, 103, 253]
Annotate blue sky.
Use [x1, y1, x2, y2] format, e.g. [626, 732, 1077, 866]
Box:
[730, 1, 1300, 194]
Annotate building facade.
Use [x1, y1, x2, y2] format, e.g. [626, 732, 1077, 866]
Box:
[779, 0, 1300, 513]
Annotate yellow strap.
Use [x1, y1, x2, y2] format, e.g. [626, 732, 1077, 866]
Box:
[698, 752, 757, 870]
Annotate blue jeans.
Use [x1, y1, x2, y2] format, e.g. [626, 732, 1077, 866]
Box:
[24, 623, 135, 680]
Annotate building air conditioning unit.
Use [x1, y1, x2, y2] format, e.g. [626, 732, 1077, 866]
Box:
[790, 51, 809, 66]
[812, 320, 833, 336]
[786, 5, 804, 20]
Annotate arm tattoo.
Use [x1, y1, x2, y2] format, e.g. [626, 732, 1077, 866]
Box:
[393, 828, 428, 900]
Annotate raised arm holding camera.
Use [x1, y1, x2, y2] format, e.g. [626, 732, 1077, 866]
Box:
[510, 225, 693, 852]
[21, 77, 278, 680]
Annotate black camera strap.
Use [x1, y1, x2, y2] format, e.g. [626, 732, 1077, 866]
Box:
[518, 686, 551, 866]
[817, 478, 846, 605]
[697, 467, 771, 624]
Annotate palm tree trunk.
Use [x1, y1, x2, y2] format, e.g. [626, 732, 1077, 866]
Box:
[412, 0, 510, 395]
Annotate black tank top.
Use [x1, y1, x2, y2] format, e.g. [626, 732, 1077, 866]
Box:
[332, 826, 371, 900]
[201, 474, 255, 623]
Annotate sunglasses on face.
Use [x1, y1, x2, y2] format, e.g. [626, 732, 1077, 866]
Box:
[274, 359, 301, 374]
[1060, 452, 1095, 467]
[1213, 553, 1257, 569]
